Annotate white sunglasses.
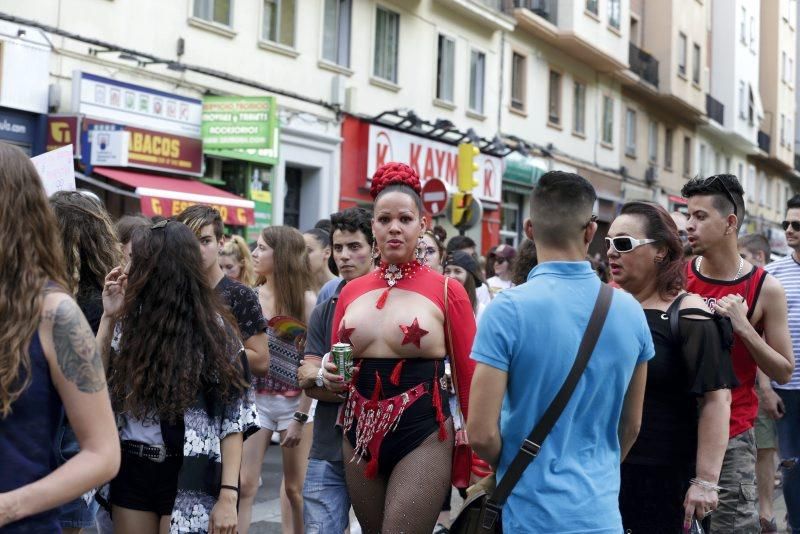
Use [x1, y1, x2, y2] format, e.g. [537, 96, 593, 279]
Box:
[605, 236, 658, 254]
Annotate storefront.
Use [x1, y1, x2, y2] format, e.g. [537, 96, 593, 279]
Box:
[68, 71, 255, 228]
[340, 115, 504, 254]
[500, 152, 547, 246]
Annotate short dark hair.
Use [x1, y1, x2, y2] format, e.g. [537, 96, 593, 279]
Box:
[304, 228, 331, 248]
[531, 171, 597, 247]
[330, 207, 374, 246]
[314, 218, 332, 234]
[446, 235, 477, 254]
[739, 234, 770, 262]
[681, 174, 745, 226]
[787, 194, 800, 210]
[115, 214, 151, 246]
[175, 204, 224, 240]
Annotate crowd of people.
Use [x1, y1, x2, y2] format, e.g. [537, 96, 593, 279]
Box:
[2, 137, 800, 534]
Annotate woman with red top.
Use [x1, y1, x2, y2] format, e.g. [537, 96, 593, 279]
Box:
[327, 163, 477, 533]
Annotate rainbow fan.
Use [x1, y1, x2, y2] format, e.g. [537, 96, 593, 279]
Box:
[268, 315, 307, 352]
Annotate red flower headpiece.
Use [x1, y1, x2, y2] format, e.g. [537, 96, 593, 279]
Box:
[370, 162, 422, 199]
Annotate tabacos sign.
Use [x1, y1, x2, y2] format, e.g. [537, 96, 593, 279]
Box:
[366, 125, 503, 204]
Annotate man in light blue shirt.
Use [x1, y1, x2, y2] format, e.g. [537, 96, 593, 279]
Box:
[468, 171, 654, 533]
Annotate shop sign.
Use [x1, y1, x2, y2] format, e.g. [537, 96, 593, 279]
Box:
[503, 152, 546, 188]
[366, 125, 502, 204]
[141, 193, 254, 227]
[46, 115, 81, 155]
[71, 71, 202, 138]
[0, 107, 38, 146]
[82, 120, 203, 175]
[89, 129, 129, 166]
[247, 189, 272, 237]
[202, 96, 277, 150]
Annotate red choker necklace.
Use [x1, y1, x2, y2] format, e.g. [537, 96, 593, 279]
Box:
[374, 260, 424, 309]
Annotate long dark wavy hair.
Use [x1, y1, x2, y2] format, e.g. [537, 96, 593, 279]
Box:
[619, 201, 686, 299]
[0, 143, 68, 418]
[108, 221, 248, 422]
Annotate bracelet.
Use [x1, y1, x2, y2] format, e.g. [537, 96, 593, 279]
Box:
[220, 484, 239, 494]
[690, 478, 723, 492]
[293, 411, 309, 424]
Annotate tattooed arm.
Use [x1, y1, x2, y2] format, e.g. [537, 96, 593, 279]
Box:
[0, 293, 120, 528]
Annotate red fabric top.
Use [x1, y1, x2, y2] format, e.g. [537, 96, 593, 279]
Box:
[331, 265, 476, 420]
[685, 261, 768, 438]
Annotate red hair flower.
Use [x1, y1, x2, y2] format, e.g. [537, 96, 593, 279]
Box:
[370, 162, 422, 199]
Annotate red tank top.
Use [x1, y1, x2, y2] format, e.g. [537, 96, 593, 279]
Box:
[685, 260, 767, 438]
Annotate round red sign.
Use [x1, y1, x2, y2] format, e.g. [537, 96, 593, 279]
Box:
[421, 178, 449, 217]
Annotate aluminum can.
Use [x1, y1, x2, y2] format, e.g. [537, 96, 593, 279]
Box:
[332, 342, 353, 382]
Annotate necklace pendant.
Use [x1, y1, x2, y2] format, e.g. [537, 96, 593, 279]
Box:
[384, 264, 403, 287]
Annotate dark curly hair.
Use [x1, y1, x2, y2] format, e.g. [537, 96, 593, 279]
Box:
[681, 174, 746, 228]
[108, 221, 248, 422]
[619, 201, 686, 299]
[510, 240, 538, 285]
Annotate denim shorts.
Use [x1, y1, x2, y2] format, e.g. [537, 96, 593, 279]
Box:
[302, 458, 350, 534]
[57, 422, 98, 529]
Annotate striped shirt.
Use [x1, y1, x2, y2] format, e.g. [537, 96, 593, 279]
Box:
[765, 255, 800, 389]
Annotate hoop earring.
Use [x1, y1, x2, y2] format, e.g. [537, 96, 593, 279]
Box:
[415, 236, 427, 264]
[372, 242, 380, 261]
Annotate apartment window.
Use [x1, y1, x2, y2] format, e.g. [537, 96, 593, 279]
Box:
[374, 7, 400, 83]
[586, 0, 598, 15]
[609, 0, 621, 29]
[725, 156, 732, 173]
[678, 33, 687, 77]
[699, 143, 707, 177]
[262, 0, 295, 46]
[194, 0, 232, 26]
[789, 118, 793, 146]
[469, 50, 486, 114]
[322, 0, 351, 66]
[748, 86, 755, 125]
[665, 128, 674, 169]
[573, 81, 586, 134]
[625, 108, 637, 157]
[648, 120, 658, 163]
[738, 81, 746, 118]
[738, 163, 745, 191]
[692, 43, 701, 84]
[602, 96, 614, 144]
[510, 52, 526, 112]
[548, 70, 562, 125]
[741, 7, 747, 44]
[750, 17, 755, 50]
[782, 113, 786, 146]
[791, 58, 795, 86]
[783, 51, 788, 82]
[683, 136, 692, 176]
[759, 172, 767, 205]
[747, 165, 756, 201]
[436, 35, 456, 103]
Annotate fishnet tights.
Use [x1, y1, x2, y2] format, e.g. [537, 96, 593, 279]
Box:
[343, 418, 454, 534]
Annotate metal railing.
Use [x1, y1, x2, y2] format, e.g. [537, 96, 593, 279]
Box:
[758, 131, 771, 153]
[706, 94, 724, 125]
[514, 0, 557, 24]
[628, 42, 659, 87]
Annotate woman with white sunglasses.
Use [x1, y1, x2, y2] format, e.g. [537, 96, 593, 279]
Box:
[608, 201, 737, 533]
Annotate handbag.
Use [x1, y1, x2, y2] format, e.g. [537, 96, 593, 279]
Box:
[444, 276, 473, 489]
[450, 283, 614, 534]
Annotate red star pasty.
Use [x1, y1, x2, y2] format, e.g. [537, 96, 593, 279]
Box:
[399, 318, 429, 349]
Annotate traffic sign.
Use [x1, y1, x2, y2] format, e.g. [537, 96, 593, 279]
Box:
[421, 178, 449, 217]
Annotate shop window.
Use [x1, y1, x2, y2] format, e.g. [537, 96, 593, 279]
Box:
[436, 34, 456, 103]
[511, 52, 527, 112]
[374, 6, 400, 83]
[469, 50, 486, 114]
[322, 0, 351, 66]
[194, 0, 232, 26]
[263, 0, 295, 47]
[500, 191, 524, 246]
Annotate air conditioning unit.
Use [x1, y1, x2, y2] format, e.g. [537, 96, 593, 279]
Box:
[645, 165, 658, 185]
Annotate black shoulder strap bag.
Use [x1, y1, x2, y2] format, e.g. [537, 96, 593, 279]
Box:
[450, 283, 614, 534]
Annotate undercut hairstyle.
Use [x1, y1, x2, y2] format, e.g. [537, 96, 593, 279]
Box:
[116, 215, 151, 246]
[50, 191, 123, 298]
[220, 235, 256, 286]
[510, 240, 538, 286]
[681, 174, 746, 227]
[0, 142, 69, 418]
[787, 194, 800, 210]
[619, 201, 686, 299]
[531, 171, 597, 248]
[259, 226, 313, 320]
[175, 204, 224, 240]
[108, 221, 248, 422]
[375, 183, 425, 214]
[314, 218, 333, 234]
[330, 207, 375, 246]
[446, 235, 477, 255]
[305, 228, 331, 249]
[739, 234, 771, 263]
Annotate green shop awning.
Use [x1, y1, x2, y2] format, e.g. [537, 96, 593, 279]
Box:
[503, 153, 547, 188]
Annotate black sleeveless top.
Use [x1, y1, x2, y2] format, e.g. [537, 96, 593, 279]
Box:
[625, 307, 737, 466]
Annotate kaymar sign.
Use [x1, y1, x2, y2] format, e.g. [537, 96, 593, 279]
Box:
[202, 96, 277, 150]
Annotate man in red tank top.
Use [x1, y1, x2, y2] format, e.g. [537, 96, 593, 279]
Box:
[682, 174, 794, 532]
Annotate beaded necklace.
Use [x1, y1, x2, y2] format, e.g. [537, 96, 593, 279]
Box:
[374, 260, 424, 309]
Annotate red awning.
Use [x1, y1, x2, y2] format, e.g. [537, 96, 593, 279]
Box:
[94, 167, 255, 226]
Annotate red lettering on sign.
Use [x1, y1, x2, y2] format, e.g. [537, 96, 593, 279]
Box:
[377, 143, 389, 168]
[445, 153, 457, 184]
[434, 151, 446, 180]
[409, 144, 422, 174]
[423, 148, 435, 180]
[483, 164, 495, 198]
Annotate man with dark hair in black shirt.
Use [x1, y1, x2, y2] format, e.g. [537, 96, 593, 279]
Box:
[297, 208, 374, 533]
[176, 205, 269, 375]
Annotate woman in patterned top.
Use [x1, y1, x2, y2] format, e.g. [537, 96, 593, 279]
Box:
[97, 220, 258, 534]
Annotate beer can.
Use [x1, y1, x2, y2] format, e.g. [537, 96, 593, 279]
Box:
[332, 342, 353, 382]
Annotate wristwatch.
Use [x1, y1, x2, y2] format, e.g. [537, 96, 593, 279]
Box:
[293, 411, 309, 424]
[315, 366, 325, 388]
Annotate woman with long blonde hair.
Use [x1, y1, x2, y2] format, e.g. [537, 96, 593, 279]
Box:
[0, 142, 119, 531]
[239, 226, 317, 534]
[219, 235, 256, 287]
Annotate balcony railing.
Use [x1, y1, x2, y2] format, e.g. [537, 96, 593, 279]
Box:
[706, 94, 724, 125]
[628, 43, 659, 88]
[514, 0, 557, 24]
[758, 131, 771, 153]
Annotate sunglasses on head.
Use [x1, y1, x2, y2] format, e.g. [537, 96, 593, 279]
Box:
[495, 257, 507, 265]
[605, 236, 658, 254]
[701, 176, 739, 217]
[783, 220, 800, 232]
